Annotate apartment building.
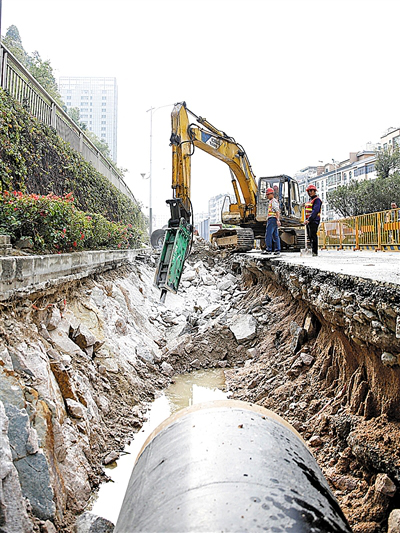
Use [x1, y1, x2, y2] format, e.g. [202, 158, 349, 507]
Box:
[295, 127, 400, 220]
[59, 77, 118, 162]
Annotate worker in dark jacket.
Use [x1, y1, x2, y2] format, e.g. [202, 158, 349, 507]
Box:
[304, 184, 322, 256]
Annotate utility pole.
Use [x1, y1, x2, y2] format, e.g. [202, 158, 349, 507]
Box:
[147, 107, 154, 238]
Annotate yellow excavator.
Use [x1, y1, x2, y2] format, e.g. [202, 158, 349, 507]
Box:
[154, 102, 304, 300]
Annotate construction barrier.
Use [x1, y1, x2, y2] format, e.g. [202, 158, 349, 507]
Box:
[319, 207, 400, 251]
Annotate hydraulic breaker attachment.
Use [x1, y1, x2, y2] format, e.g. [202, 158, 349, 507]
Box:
[154, 199, 192, 302]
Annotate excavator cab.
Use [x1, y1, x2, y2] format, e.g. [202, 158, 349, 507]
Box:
[256, 175, 301, 226]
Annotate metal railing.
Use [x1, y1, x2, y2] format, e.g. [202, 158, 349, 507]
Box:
[319, 208, 400, 251]
[0, 44, 137, 204]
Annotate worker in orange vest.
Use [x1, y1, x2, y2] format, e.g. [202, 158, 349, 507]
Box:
[262, 187, 281, 255]
[304, 184, 322, 256]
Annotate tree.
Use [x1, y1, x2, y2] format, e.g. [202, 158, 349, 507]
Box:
[3, 25, 28, 65]
[85, 131, 112, 159]
[67, 107, 87, 130]
[27, 51, 63, 106]
[375, 145, 400, 179]
[3, 26, 63, 107]
[327, 181, 368, 217]
[327, 174, 400, 217]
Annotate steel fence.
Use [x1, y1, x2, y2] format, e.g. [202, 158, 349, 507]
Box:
[319, 208, 400, 251]
[0, 44, 137, 204]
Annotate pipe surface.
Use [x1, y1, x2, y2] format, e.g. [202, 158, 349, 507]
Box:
[115, 400, 351, 532]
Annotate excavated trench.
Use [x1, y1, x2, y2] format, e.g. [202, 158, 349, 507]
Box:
[1, 240, 400, 533]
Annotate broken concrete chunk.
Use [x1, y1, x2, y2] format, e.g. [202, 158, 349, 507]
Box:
[39, 324, 52, 341]
[65, 399, 86, 419]
[303, 314, 318, 339]
[181, 270, 197, 282]
[201, 274, 215, 286]
[309, 435, 323, 447]
[290, 322, 307, 353]
[75, 511, 115, 533]
[0, 347, 13, 371]
[161, 361, 174, 376]
[195, 297, 209, 312]
[26, 426, 39, 455]
[229, 314, 257, 343]
[217, 279, 234, 291]
[136, 345, 155, 364]
[103, 450, 120, 465]
[71, 324, 97, 349]
[299, 352, 315, 366]
[46, 307, 62, 331]
[41, 520, 57, 533]
[381, 352, 399, 367]
[202, 304, 222, 319]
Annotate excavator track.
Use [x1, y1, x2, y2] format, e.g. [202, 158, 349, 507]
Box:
[212, 228, 254, 253]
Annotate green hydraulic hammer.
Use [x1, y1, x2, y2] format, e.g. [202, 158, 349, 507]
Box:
[154, 199, 193, 303]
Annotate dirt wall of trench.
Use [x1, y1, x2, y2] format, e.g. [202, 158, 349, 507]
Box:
[223, 255, 400, 533]
[235, 255, 400, 418]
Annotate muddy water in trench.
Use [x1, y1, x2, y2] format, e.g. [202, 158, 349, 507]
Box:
[90, 368, 229, 524]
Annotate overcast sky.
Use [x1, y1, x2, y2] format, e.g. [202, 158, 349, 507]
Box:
[3, 0, 400, 222]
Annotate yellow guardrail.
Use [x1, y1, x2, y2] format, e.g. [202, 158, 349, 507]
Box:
[319, 208, 400, 251]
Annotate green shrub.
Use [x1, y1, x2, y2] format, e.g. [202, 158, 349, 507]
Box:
[0, 191, 143, 253]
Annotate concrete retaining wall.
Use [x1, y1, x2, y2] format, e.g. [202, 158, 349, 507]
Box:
[0, 249, 142, 302]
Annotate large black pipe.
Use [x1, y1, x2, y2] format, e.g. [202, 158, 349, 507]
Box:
[115, 400, 351, 532]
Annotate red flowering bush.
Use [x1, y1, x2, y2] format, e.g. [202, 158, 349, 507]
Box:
[0, 191, 143, 253]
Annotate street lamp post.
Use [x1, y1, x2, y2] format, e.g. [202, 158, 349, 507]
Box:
[140, 171, 153, 238]
[147, 107, 154, 238]
[145, 104, 174, 239]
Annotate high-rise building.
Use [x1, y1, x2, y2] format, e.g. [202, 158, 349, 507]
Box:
[59, 76, 118, 162]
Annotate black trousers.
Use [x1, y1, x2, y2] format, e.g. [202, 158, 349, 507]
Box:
[307, 222, 319, 255]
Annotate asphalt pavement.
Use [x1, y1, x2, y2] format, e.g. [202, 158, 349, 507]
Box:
[248, 249, 400, 286]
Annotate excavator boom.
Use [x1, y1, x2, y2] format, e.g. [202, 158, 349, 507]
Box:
[170, 102, 259, 223]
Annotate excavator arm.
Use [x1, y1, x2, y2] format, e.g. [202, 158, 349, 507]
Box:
[169, 102, 258, 225]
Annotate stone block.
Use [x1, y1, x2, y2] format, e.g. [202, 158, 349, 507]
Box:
[229, 314, 257, 343]
[14, 452, 56, 520]
[0, 401, 33, 532]
[75, 512, 115, 533]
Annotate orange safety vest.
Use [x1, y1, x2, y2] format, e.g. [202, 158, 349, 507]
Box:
[305, 196, 322, 219]
[268, 199, 278, 218]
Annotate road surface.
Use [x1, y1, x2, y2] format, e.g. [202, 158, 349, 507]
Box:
[248, 249, 400, 286]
